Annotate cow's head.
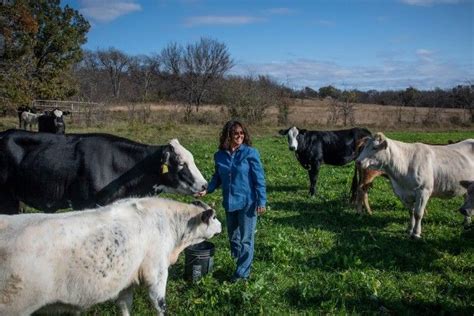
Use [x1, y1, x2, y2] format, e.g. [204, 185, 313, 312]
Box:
[459, 180, 474, 217]
[155, 139, 208, 195]
[189, 200, 222, 240]
[355, 132, 388, 170]
[279, 126, 302, 151]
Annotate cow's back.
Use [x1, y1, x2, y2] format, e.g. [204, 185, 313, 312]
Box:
[430, 139, 474, 197]
[310, 128, 370, 165]
[0, 130, 155, 211]
[0, 207, 150, 312]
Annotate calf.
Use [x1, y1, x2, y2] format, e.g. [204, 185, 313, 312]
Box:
[17, 105, 37, 128]
[356, 133, 474, 238]
[0, 197, 221, 315]
[20, 111, 40, 130]
[279, 126, 371, 197]
[459, 180, 474, 224]
[38, 108, 69, 134]
[0, 130, 208, 214]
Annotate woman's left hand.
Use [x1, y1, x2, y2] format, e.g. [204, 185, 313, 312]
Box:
[257, 206, 266, 215]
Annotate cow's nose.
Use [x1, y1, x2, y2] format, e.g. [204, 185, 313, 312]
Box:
[460, 208, 468, 216]
[201, 183, 208, 191]
[289, 146, 296, 151]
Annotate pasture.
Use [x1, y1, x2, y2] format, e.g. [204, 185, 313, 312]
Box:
[1, 117, 473, 315]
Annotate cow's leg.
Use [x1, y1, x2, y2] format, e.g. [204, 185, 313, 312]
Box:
[411, 190, 430, 239]
[0, 191, 20, 214]
[116, 286, 133, 316]
[308, 162, 321, 197]
[350, 163, 359, 203]
[357, 183, 372, 215]
[463, 215, 471, 226]
[148, 267, 168, 316]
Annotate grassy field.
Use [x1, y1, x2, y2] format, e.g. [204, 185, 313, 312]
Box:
[1, 118, 473, 315]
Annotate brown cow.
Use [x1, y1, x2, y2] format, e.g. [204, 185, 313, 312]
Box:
[350, 137, 386, 214]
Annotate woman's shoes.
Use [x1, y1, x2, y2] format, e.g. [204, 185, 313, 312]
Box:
[230, 275, 248, 283]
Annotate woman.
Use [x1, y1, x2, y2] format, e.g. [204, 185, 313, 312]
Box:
[197, 120, 266, 282]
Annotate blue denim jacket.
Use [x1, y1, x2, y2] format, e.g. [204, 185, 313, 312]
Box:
[207, 144, 266, 212]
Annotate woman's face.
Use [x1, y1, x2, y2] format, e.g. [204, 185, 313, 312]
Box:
[231, 125, 245, 148]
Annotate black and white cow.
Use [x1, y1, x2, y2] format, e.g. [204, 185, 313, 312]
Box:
[279, 126, 372, 197]
[0, 129, 208, 214]
[0, 197, 221, 315]
[20, 111, 40, 130]
[38, 108, 70, 134]
[17, 105, 38, 128]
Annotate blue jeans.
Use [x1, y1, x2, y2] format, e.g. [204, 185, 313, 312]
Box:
[226, 204, 257, 279]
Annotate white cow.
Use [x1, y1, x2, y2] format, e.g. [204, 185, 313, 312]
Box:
[0, 197, 221, 315]
[20, 111, 41, 131]
[356, 133, 474, 238]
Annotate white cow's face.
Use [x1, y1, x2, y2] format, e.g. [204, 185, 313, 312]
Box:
[157, 139, 208, 195]
[460, 180, 474, 217]
[194, 203, 222, 239]
[356, 134, 388, 170]
[284, 126, 299, 151]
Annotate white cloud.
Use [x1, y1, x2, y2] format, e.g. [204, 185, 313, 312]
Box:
[400, 0, 462, 6]
[79, 0, 141, 23]
[416, 49, 435, 62]
[263, 7, 296, 15]
[232, 52, 473, 90]
[184, 15, 265, 27]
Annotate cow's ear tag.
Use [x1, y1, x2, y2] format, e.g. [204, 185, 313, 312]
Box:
[161, 164, 169, 174]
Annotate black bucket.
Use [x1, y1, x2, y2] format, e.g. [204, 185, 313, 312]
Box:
[184, 241, 215, 282]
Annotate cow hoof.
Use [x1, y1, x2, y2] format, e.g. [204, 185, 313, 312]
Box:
[410, 234, 422, 240]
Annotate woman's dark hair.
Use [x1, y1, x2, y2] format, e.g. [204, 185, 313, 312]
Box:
[218, 120, 252, 150]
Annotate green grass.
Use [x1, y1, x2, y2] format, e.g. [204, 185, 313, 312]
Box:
[2, 119, 473, 315]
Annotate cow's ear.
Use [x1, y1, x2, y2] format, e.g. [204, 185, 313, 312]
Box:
[278, 128, 289, 136]
[200, 209, 214, 224]
[377, 140, 387, 150]
[356, 136, 369, 149]
[161, 150, 171, 165]
[460, 180, 473, 189]
[373, 133, 387, 150]
[298, 128, 307, 134]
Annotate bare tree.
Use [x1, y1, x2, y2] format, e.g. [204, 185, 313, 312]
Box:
[129, 54, 161, 102]
[327, 91, 356, 127]
[160, 38, 234, 120]
[97, 48, 130, 99]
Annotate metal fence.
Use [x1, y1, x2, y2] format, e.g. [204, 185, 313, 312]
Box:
[32, 100, 106, 126]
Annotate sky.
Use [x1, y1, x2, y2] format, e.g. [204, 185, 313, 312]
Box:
[63, 0, 473, 91]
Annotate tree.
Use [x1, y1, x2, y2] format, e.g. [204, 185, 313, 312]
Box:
[160, 37, 234, 119]
[319, 85, 341, 99]
[452, 84, 474, 123]
[129, 54, 161, 102]
[327, 90, 356, 127]
[97, 48, 130, 99]
[0, 0, 89, 108]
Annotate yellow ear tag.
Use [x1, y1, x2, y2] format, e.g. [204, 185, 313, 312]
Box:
[161, 164, 169, 174]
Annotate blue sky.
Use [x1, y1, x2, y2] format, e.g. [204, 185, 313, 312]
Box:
[64, 0, 473, 91]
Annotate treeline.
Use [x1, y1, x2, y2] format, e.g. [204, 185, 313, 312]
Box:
[297, 85, 473, 111]
[1, 1, 472, 124]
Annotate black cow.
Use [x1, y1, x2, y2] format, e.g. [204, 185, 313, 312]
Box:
[278, 126, 371, 197]
[0, 129, 208, 214]
[38, 109, 70, 134]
